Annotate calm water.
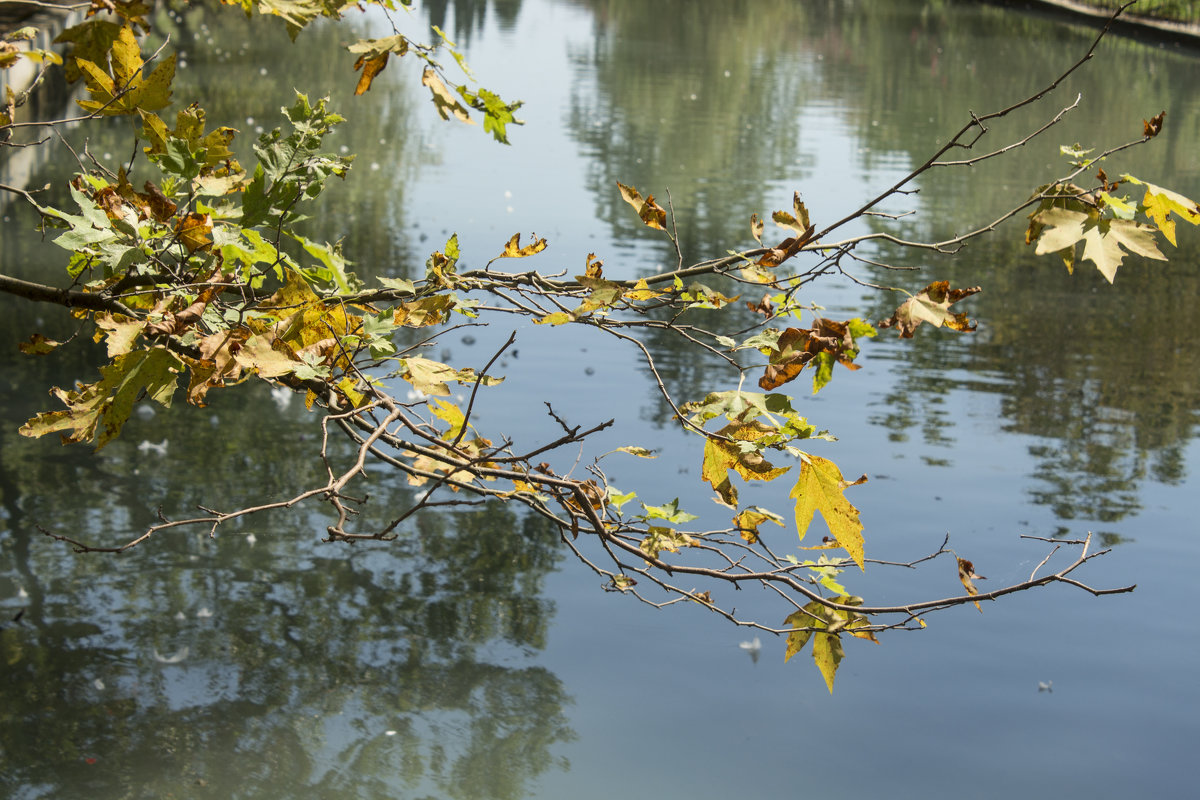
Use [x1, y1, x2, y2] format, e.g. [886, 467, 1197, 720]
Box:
[2, 1, 1199, 797]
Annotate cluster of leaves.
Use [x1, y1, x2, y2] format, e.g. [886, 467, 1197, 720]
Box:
[0, 0, 1173, 689]
[1026, 119, 1200, 283]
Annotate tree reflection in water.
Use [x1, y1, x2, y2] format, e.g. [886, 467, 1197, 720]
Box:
[0, 384, 573, 798]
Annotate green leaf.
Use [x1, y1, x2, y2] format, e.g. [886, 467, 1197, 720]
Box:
[641, 498, 699, 524]
[20, 347, 182, 449]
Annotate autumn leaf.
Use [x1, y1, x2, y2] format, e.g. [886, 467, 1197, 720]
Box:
[75, 25, 174, 115]
[701, 421, 792, 507]
[1143, 110, 1165, 138]
[583, 253, 603, 279]
[783, 596, 869, 692]
[957, 556, 986, 613]
[733, 506, 785, 544]
[499, 232, 548, 259]
[752, 318, 874, 393]
[1030, 206, 1165, 283]
[421, 67, 473, 124]
[1123, 176, 1200, 247]
[639, 526, 696, 561]
[750, 213, 764, 244]
[353, 53, 389, 95]
[771, 192, 812, 236]
[616, 181, 667, 230]
[878, 281, 981, 338]
[789, 453, 867, 569]
[20, 347, 181, 449]
[17, 334, 63, 355]
[174, 212, 213, 252]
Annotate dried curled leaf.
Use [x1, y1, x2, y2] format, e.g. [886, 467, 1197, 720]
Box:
[1143, 110, 1165, 139]
[878, 281, 980, 338]
[616, 181, 667, 230]
[957, 556, 986, 613]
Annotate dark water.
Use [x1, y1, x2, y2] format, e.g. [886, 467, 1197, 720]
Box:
[2, 1, 1199, 797]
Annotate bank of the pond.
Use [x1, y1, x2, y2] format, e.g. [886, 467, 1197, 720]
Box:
[991, 0, 1200, 45]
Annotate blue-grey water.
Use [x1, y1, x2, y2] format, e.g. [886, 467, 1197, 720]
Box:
[2, 1, 1198, 797]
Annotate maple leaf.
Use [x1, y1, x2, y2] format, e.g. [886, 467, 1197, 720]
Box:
[755, 317, 875, 393]
[1031, 207, 1165, 283]
[1142, 110, 1165, 139]
[789, 453, 867, 569]
[1122, 176, 1200, 247]
[878, 280, 981, 338]
[701, 421, 791, 507]
[783, 595, 872, 692]
[499, 232, 548, 259]
[75, 25, 174, 116]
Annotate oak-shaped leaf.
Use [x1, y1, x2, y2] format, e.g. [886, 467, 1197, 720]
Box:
[20, 347, 181, 450]
[616, 181, 667, 231]
[878, 280, 981, 338]
[789, 453, 867, 569]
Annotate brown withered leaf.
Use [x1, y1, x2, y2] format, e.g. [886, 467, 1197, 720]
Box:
[878, 281, 980, 338]
[747, 293, 774, 317]
[755, 224, 815, 269]
[583, 253, 603, 279]
[142, 180, 177, 221]
[1143, 110, 1165, 139]
[174, 212, 213, 253]
[421, 67, 473, 124]
[354, 52, 389, 95]
[616, 181, 667, 230]
[957, 556, 986, 613]
[757, 319, 860, 391]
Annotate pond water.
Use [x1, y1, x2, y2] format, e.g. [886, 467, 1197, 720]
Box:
[2, 1, 1199, 797]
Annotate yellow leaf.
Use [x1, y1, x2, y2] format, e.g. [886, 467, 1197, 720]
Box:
[500, 232, 547, 258]
[701, 421, 791, 508]
[623, 278, 663, 301]
[732, 506, 785, 543]
[957, 557, 985, 613]
[534, 311, 573, 326]
[812, 632, 844, 693]
[789, 454, 867, 569]
[1139, 182, 1200, 247]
